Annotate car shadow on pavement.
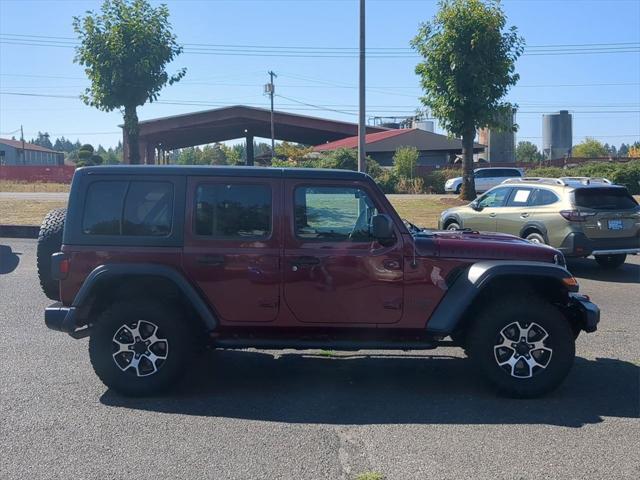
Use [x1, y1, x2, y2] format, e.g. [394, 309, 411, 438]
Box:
[100, 351, 639, 428]
[567, 257, 640, 283]
[0, 245, 20, 274]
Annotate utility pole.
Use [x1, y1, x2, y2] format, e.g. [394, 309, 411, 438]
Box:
[358, 0, 366, 172]
[266, 71, 277, 161]
[20, 125, 25, 164]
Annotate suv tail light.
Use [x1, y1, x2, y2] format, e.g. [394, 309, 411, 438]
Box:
[51, 252, 70, 280]
[559, 210, 596, 222]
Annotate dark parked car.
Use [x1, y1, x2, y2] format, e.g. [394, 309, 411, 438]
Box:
[40, 166, 599, 397]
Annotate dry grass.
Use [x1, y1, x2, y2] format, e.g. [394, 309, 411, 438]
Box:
[0, 181, 70, 193]
[0, 200, 67, 226]
[388, 194, 466, 228]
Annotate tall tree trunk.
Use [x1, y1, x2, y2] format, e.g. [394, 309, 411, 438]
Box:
[460, 126, 477, 200]
[124, 105, 140, 164]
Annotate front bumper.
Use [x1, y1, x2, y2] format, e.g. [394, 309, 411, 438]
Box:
[45, 303, 88, 339]
[558, 232, 640, 257]
[568, 293, 600, 333]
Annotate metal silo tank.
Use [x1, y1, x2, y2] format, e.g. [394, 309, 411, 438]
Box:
[543, 110, 572, 160]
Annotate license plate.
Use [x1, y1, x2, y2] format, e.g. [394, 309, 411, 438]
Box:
[607, 219, 624, 230]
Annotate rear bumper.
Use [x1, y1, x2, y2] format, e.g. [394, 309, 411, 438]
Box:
[45, 303, 88, 339]
[568, 293, 600, 333]
[558, 232, 640, 257]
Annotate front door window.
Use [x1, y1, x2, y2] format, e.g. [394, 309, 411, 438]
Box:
[284, 182, 403, 325]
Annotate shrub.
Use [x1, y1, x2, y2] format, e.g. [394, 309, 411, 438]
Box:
[393, 146, 419, 179]
[375, 170, 399, 193]
[395, 177, 425, 194]
[526, 161, 640, 195]
[422, 168, 462, 193]
[525, 166, 566, 178]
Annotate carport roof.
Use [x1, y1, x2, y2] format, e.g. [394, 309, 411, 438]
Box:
[130, 105, 387, 150]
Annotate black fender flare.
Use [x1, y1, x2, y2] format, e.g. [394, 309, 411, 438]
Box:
[519, 222, 549, 242]
[73, 263, 218, 330]
[425, 261, 576, 335]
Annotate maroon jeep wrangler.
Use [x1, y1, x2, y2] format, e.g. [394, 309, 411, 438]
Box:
[40, 166, 599, 397]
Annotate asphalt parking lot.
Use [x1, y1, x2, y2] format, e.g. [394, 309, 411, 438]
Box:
[1, 238, 638, 480]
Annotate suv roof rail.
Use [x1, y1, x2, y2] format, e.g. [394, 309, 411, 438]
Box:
[501, 177, 566, 186]
[559, 176, 612, 185]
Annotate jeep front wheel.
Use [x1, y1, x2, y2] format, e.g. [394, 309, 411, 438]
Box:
[89, 300, 195, 396]
[468, 296, 575, 398]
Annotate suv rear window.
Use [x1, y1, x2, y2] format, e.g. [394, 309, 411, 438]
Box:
[195, 184, 271, 238]
[574, 188, 638, 210]
[83, 181, 174, 236]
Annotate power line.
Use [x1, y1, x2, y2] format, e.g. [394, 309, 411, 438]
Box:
[1, 35, 638, 57]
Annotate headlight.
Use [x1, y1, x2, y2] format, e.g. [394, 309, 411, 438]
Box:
[445, 179, 454, 186]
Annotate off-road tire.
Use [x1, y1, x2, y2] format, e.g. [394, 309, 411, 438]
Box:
[468, 295, 575, 398]
[89, 300, 196, 396]
[594, 254, 626, 269]
[37, 208, 66, 300]
[525, 232, 545, 245]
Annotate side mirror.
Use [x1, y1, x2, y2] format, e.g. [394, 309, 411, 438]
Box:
[371, 214, 394, 242]
[470, 200, 483, 211]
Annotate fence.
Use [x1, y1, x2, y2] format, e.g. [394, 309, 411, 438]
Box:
[0, 165, 76, 183]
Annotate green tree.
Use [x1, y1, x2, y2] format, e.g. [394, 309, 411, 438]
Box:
[393, 146, 419, 178]
[572, 137, 609, 158]
[220, 144, 242, 165]
[618, 143, 629, 157]
[321, 148, 358, 170]
[76, 144, 103, 167]
[73, 0, 185, 164]
[411, 0, 524, 199]
[199, 143, 228, 165]
[31, 132, 53, 149]
[515, 140, 543, 163]
[275, 141, 314, 163]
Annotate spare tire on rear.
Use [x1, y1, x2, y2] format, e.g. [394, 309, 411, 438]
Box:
[37, 208, 66, 300]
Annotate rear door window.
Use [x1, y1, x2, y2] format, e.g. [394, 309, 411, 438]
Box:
[574, 188, 638, 210]
[195, 183, 272, 238]
[506, 188, 533, 206]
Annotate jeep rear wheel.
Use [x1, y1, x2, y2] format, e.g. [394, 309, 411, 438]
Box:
[89, 300, 195, 396]
[468, 296, 575, 398]
[37, 208, 66, 300]
[594, 253, 626, 269]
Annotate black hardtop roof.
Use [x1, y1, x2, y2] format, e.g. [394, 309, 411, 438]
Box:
[77, 165, 369, 181]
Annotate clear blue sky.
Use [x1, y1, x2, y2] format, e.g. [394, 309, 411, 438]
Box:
[1, 0, 639, 150]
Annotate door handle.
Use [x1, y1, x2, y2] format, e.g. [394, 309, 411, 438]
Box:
[520, 212, 530, 218]
[289, 256, 321, 267]
[196, 255, 224, 266]
[489, 212, 497, 218]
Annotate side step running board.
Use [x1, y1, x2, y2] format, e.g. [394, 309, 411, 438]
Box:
[213, 338, 449, 351]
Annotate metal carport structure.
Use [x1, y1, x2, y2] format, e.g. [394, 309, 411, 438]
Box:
[122, 105, 386, 165]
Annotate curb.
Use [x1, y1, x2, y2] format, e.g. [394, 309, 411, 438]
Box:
[0, 225, 39, 239]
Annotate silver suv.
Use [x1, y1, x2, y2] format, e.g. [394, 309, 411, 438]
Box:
[445, 167, 523, 194]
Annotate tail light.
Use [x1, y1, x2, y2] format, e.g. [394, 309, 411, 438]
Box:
[559, 210, 596, 222]
[51, 252, 69, 280]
